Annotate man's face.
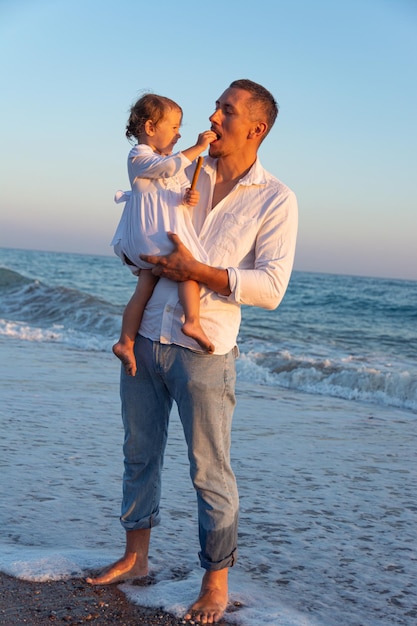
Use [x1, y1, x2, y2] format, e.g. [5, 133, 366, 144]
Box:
[208, 87, 254, 158]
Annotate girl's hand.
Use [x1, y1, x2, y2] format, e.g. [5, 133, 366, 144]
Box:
[183, 188, 200, 206]
[196, 130, 217, 150]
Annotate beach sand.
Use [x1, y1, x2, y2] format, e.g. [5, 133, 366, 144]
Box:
[0, 571, 177, 625]
[0, 572, 237, 625]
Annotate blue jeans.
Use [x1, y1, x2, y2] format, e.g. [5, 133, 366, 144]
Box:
[119, 334, 239, 571]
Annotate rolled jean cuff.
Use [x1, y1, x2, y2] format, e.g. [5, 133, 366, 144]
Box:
[120, 511, 161, 531]
[198, 547, 238, 571]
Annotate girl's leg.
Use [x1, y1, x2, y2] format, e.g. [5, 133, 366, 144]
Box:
[179, 280, 214, 353]
[113, 270, 158, 375]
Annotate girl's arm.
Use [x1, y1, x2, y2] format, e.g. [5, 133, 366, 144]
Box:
[130, 131, 216, 180]
[130, 146, 188, 179]
[180, 131, 217, 163]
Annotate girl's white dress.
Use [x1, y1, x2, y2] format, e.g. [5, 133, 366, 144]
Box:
[111, 144, 208, 274]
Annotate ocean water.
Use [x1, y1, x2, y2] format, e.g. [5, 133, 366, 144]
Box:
[1, 246, 416, 413]
[1, 246, 416, 626]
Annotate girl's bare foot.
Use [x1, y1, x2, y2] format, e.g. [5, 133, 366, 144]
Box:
[182, 322, 215, 354]
[184, 569, 228, 624]
[112, 341, 137, 376]
[86, 553, 148, 585]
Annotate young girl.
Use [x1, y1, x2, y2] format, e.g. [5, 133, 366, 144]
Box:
[111, 93, 217, 376]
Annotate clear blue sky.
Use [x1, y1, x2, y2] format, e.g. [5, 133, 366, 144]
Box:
[1, 0, 416, 280]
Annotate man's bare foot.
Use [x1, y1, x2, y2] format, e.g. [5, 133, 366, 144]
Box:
[86, 553, 148, 585]
[182, 322, 215, 354]
[112, 341, 137, 376]
[184, 569, 228, 624]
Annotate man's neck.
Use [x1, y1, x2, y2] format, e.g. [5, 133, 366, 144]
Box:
[215, 153, 256, 184]
[212, 155, 256, 209]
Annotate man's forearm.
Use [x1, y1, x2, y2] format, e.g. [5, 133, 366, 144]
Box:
[190, 260, 231, 297]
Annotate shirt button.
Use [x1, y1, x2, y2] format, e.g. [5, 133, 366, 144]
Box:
[165, 305, 172, 313]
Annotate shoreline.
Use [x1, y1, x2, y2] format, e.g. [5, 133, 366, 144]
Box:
[0, 572, 235, 625]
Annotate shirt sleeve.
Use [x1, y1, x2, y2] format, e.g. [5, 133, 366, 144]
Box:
[226, 189, 298, 310]
[130, 146, 191, 180]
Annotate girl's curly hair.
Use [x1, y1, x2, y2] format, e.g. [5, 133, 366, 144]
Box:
[126, 93, 183, 142]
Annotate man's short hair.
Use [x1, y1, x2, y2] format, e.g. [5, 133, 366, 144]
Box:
[229, 79, 279, 136]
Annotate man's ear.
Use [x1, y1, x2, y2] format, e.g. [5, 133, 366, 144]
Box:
[248, 122, 268, 140]
[144, 119, 156, 136]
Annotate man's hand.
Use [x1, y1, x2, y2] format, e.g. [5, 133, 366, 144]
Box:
[140, 233, 199, 282]
[140, 233, 231, 296]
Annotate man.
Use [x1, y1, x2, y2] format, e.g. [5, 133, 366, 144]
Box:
[88, 79, 298, 624]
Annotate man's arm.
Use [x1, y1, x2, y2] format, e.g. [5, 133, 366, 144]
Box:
[140, 232, 231, 297]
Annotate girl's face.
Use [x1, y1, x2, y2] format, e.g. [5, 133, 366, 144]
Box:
[149, 108, 182, 155]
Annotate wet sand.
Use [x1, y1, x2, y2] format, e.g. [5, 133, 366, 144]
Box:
[0, 572, 236, 625]
[0, 572, 184, 625]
